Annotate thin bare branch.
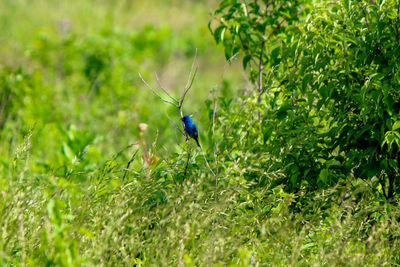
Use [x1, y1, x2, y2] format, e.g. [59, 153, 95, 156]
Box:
[227, 52, 239, 64]
[199, 143, 216, 176]
[163, 113, 186, 156]
[260, 66, 276, 96]
[165, 113, 184, 135]
[138, 73, 179, 108]
[179, 48, 199, 112]
[181, 66, 198, 104]
[123, 150, 138, 180]
[184, 137, 191, 176]
[87, 74, 100, 99]
[154, 72, 179, 103]
[112, 142, 138, 161]
[212, 93, 219, 176]
[258, 41, 265, 93]
[176, 140, 186, 151]
[184, 48, 198, 90]
[396, 3, 400, 45]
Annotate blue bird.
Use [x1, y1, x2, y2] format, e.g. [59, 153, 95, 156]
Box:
[182, 115, 200, 147]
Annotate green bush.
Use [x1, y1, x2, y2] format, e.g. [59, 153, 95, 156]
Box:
[210, 0, 400, 198]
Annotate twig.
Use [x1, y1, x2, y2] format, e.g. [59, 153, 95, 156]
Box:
[184, 136, 191, 176]
[184, 49, 198, 91]
[257, 5, 270, 121]
[396, 3, 400, 45]
[179, 49, 199, 119]
[123, 150, 138, 180]
[212, 91, 219, 180]
[210, 53, 238, 178]
[176, 141, 186, 151]
[87, 75, 100, 99]
[165, 113, 187, 150]
[138, 73, 179, 108]
[0, 92, 12, 127]
[199, 143, 216, 176]
[378, 172, 388, 199]
[262, 66, 275, 95]
[201, 53, 239, 177]
[362, 4, 369, 27]
[155, 72, 179, 103]
[180, 67, 198, 113]
[18, 213, 26, 265]
[258, 40, 265, 93]
[112, 143, 138, 161]
[165, 113, 184, 135]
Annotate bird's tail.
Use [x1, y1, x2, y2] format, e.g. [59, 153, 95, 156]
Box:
[195, 138, 200, 147]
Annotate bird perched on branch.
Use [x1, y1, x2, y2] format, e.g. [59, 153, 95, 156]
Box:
[182, 115, 200, 147]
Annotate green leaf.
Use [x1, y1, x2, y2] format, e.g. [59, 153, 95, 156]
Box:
[318, 169, 329, 184]
[301, 73, 313, 93]
[263, 125, 273, 144]
[213, 26, 226, 44]
[393, 121, 400, 130]
[301, 243, 316, 250]
[242, 54, 252, 69]
[240, 3, 248, 16]
[62, 142, 75, 162]
[326, 159, 341, 168]
[270, 46, 280, 66]
[388, 159, 397, 169]
[207, 21, 213, 34]
[219, 0, 236, 10]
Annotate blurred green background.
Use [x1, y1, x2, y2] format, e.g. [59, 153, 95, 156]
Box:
[0, 0, 244, 172]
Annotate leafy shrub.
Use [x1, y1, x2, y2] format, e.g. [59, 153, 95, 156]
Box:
[210, 0, 400, 198]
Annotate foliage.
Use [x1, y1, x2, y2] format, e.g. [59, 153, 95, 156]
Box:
[210, 0, 400, 198]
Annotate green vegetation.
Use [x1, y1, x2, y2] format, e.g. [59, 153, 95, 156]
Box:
[1, 0, 400, 265]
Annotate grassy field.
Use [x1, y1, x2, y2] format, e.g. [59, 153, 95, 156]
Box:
[1, 0, 400, 266]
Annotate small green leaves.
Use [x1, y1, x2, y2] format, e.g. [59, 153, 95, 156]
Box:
[318, 169, 329, 185]
[218, 0, 237, 11]
[213, 26, 226, 44]
[242, 54, 252, 69]
[270, 46, 281, 66]
[393, 120, 400, 130]
[383, 131, 400, 151]
[62, 142, 75, 163]
[210, 0, 400, 196]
